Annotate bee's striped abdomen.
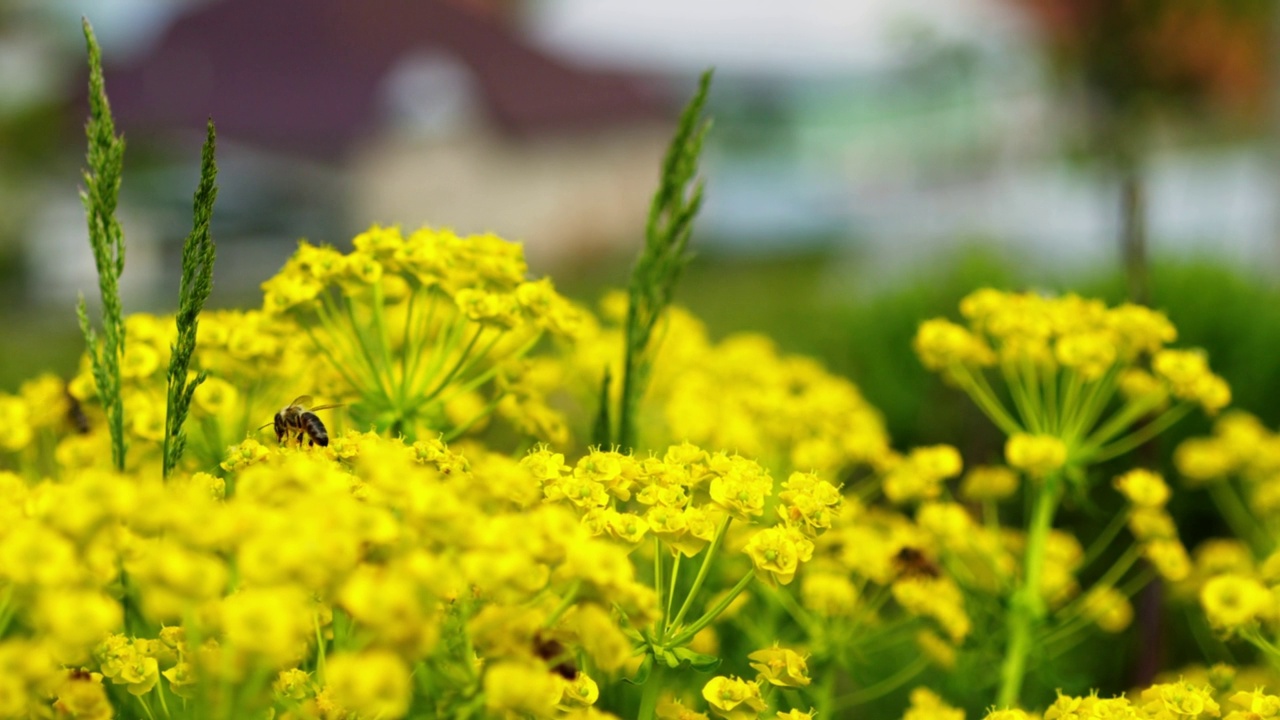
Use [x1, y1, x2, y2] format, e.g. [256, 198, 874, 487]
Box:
[301, 412, 329, 447]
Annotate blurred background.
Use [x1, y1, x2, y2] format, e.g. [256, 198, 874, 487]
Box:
[5, 0, 1280, 459]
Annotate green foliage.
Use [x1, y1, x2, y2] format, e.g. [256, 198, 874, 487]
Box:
[163, 121, 219, 478]
[75, 18, 128, 472]
[617, 69, 713, 450]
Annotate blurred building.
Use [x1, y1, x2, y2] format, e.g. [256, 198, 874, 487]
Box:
[13, 0, 1280, 311]
[530, 0, 1280, 282]
[27, 0, 673, 307]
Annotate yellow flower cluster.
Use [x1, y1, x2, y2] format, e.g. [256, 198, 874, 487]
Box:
[0, 431, 670, 719]
[260, 225, 582, 441]
[527, 443, 837, 589]
[572, 299, 891, 475]
[1114, 469, 1192, 583]
[915, 289, 1229, 470]
[974, 680, 1280, 720]
[9, 191, 1269, 720]
[1176, 412, 1280, 505]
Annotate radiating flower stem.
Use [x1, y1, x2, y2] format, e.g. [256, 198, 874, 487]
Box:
[666, 516, 732, 636]
[997, 470, 1061, 709]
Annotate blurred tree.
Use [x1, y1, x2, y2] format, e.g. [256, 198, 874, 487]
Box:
[1009, 0, 1274, 302]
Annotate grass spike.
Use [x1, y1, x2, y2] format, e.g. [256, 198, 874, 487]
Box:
[78, 17, 128, 472]
[616, 69, 713, 451]
[163, 120, 219, 478]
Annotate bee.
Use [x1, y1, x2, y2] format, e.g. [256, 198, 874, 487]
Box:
[65, 385, 90, 435]
[532, 629, 578, 680]
[892, 546, 941, 580]
[260, 395, 342, 447]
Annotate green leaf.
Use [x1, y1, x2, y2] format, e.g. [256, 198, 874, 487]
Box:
[624, 653, 654, 685]
[672, 647, 722, 673]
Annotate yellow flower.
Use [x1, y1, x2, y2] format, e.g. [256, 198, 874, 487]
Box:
[1227, 689, 1280, 718]
[1145, 539, 1192, 582]
[701, 676, 766, 720]
[903, 687, 964, 720]
[800, 572, 858, 618]
[960, 465, 1019, 501]
[53, 671, 112, 720]
[162, 661, 197, 699]
[882, 446, 963, 504]
[120, 342, 161, 379]
[484, 661, 563, 719]
[36, 590, 122, 663]
[193, 375, 239, 417]
[747, 646, 811, 688]
[1055, 330, 1117, 380]
[0, 394, 33, 452]
[1005, 433, 1067, 477]
[916, 630, 957, 670]
[744, 526, 814, 586]
[914, 318, 994, 370]
[1175, 438, 1235, 485]
[114, 653, 159, 696]
[708, 456, 773, 522]
[325, 650, 411, 720]
[776, 711, 817, 720]
[657, 697, 711, 720]
[221, 587, 312, 667]
[274, 668, 314, 701]
[1140, 680, 1221, 718]
[1201, 574, 1273, 630]
[558, 672, 600, 708]
[571, 603, 631, 673]
[892, 577, 971, 643]
[1082, 586, 1133, 633]
[1113, 469, 1171, 508]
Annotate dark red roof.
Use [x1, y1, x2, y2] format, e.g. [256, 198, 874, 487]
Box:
[98, 0, 665, 156]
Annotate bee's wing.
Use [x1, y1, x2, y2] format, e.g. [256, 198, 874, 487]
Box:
[307, 403, 344, 412]
[290, 395, 314, 408]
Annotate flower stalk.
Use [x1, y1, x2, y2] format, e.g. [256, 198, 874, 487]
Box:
[997, 470, 1061, 708]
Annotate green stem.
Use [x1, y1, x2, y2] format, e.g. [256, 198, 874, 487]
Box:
[953, 365, 1022, 436]
[136, 694, 158, 720]
[829, 655, 928, 711]
[1208, 481, 1275, 555]
[1077, 393, 1164, 454]
[996, 473, 1060, 709]
[666, 552, 682, 622]
[401, 287, 439, 399]
[422, 325, 485, 399]
[1080, 403, 1192, 463]
[434, 330, 543, 404]
[666, 516, 731, 635]
[637, 663, 666, 720]
[653, 537, 666, 626]
[667, 572, 754, 647]
[1062, 367, 1119, 445]
[440, 395, 504, 443]
[343, 294, 397, 400]
[1080, 509, 1131, 568]
[543, 580, 582, 628]
[314, 612, 328, 683]
[1002, 360, 1039, 433]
